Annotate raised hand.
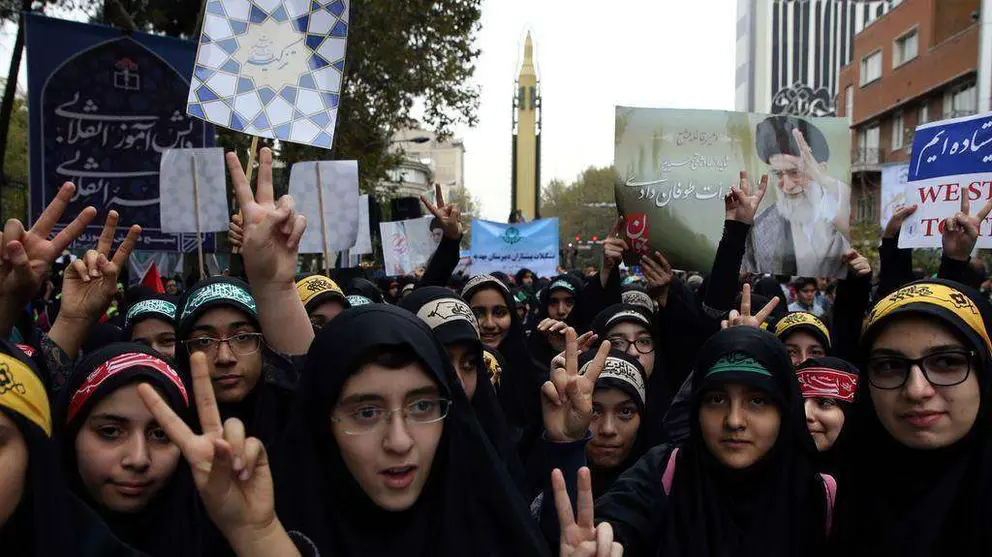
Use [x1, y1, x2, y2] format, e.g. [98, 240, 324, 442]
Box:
[941, 191, 992, 261]
[640, 251, 673, 306]
[228, 212, 244, 252]
[793, 128, 831, 188]
[725, 171, 768, 224]
[553, 467, 623, 557]
[537, 318, 569, 352]
[420, 183, 463, 240]
[721, 283, 779, 330]
[550, 331, 600, 375]
[542, 329, 611, 443]
[883, 204, 918, 239]
[842, 248, 872, 278]
[601, 217, 627, 275]
[138, 352, 296, 557]
[227, 148, 306, 286]
[58, 211, 140, 324]
[0, 183, 97, 327]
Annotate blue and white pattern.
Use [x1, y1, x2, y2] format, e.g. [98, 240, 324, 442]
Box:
[187, 0, 348, 148]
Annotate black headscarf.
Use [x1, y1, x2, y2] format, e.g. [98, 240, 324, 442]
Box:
[832, 279, 992, 556]
[0, 340, 143, 557]
[660, 327, 828, 557]
[461, 275, 544, 435]
[53, 343, 203, 556]
[272, 304, 550, 557]
[794, 356, 860, 476]
[592, 304, 672, 453]
[174, 276, 296, 450]
[348, 277, 385, 304]
[399, 287, 529, 496]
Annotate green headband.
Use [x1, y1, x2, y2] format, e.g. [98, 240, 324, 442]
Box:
[705, 353, 772, 378]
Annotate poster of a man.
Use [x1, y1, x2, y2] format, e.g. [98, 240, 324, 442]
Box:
[742, 116, 852, 277]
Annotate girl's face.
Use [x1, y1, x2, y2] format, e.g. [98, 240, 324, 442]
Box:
[606, 322, 656, 378]
[699, 382, 781, 469]
[0, 411, 27, 529]
[869, 316, 981, 450]
[75, 384, 181, 513]
[130, 318, 177, 361]
[446, 341, 479, 401]
[332, 361, 444, 512]
[803, 397, 845, 451]
[470, 289, 511, 349]
[587, 389, 641, 469]
[783, 331, 826, 367]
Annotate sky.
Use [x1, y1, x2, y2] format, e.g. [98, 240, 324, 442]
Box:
[456, 0, 739, 219]
[0, 0, 739, 220]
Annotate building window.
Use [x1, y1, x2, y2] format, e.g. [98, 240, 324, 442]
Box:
[945, 83, 977, 118]
[845, 86, 853, 118]
[893, 28, 918, 67]
[861, 50, 882, 85]
[892, 112, 905, 149]
[858, 125, 881, 164]
[918, 102, 929, 125]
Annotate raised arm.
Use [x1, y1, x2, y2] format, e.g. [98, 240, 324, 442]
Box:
[228, 148, 313, 355]
[418, 183, 463, 288]
[938, 193, 992, 290]
[830, 250, 873, 363]
[877, 204, 917, 299]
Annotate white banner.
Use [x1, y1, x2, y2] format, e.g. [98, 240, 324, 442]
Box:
[380, 216, 437, 276]
[159, 148, 230, 234]
[289, 160, 360, 254]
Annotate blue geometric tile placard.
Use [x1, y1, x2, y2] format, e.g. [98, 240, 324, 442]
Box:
[187, 0, 348, 149]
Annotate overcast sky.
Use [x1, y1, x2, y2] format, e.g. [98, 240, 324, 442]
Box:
[0, 1, 739, 220]
[458, 0, 738, 219]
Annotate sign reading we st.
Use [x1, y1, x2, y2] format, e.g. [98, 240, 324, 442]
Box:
[900, 112, 992, 248]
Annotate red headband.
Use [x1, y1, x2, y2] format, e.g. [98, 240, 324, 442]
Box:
[796, 367, 858, 403]
[67, 352, 189, 423]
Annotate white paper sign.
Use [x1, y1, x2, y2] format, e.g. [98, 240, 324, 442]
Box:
[188, 0, 349, 148]
[352, 194, 372, 255]
[289, 160, 359, 254]
[380, 216, 437, 276]
[159, 148, 230, 233]
[880, 163, 909, 230]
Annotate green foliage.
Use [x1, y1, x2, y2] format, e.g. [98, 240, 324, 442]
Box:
[541, 166, 621, 255]
[1, 91, 27, 222]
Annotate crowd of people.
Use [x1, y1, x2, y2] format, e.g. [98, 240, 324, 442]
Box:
[1, 151, 992, 556]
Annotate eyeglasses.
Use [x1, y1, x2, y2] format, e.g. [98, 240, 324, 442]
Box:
[184, 332, 263, 357]
[866, 350, 976, 390]
[331, 398, 452, 435]
[608, 336, 654, 355]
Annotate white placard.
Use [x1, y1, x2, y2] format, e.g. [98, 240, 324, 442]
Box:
[380, 216, 437, 276]
[159, 148, 230, 234]
[352, 194, 372, 255]
[880, 163, 909, 230]
[289, 160, 359, 254]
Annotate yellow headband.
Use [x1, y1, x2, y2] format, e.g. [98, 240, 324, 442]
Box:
[0, 352, 51, 437]
[296, 275, 344, 306]
[865, 283, 992, 356]
[775, 312, 831, 345]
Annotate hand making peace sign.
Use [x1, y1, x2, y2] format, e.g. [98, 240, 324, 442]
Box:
[59, 210, 141, 324]
[227, 147, 307, 286]
[137, 352, 298, 557]
[541, 328, 612, 443]
[721, 283, 780, 330]
[0, 182, 97, 309]
[941, 188, 992, 262]
[725, 171, 768, 225]
[420, 183, 463, 240]
[553, 467, 623, 557]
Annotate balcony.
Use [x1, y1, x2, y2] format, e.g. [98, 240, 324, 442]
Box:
[852, 147, 884, 172]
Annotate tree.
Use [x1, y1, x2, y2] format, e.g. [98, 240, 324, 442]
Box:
[541, 166, 622, 264]
[1, 89, 27, 222]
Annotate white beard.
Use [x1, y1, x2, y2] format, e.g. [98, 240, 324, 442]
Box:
[775, 183, 822, 223]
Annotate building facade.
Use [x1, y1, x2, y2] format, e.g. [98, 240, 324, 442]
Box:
[736, 0, 894, 115]
[390, 126, 466, 203]
[837, 0, 980, 223]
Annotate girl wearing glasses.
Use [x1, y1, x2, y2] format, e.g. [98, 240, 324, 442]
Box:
[54, 343, 205, 556]
[272, 304, 550, 556]
[832, 280, 992, 555]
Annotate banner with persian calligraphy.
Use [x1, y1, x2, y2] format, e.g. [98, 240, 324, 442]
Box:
[899, 112, 992, 249]
[470, 218, 559, 278]
[26, 14, 216, 252]
[615, 107, 852, 277]
[187, 0, 349, 148]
